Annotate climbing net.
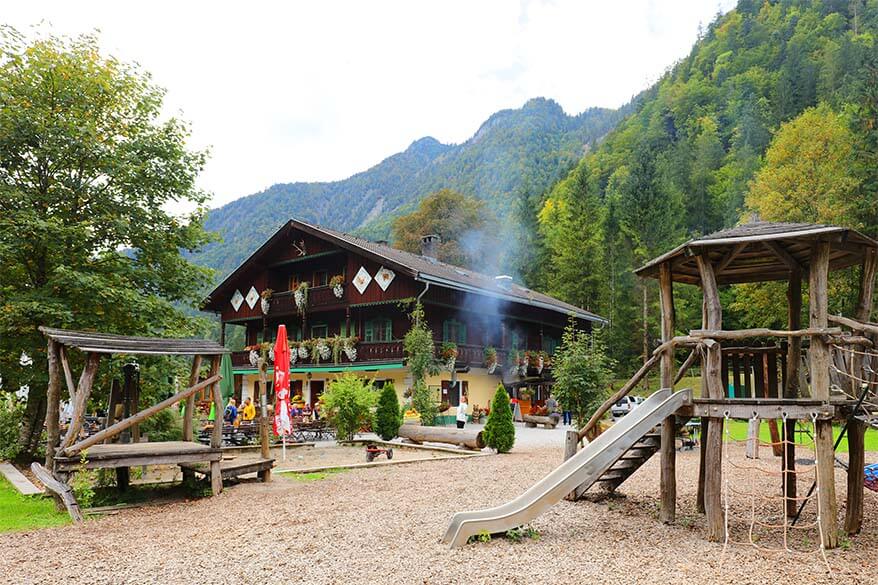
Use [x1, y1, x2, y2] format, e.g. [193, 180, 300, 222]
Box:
[828, 343, 878, 415]
[719, 411, 832, 574]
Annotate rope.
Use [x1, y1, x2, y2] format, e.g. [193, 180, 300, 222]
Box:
[718, 411, 832, 574]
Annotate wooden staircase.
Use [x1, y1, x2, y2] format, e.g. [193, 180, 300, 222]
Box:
[591, 419, 690, 493]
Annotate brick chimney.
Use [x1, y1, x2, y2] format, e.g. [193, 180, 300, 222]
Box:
[420, 234, 440, 259]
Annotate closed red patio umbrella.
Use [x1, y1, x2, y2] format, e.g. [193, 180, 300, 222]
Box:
[272, 325, 292, 459]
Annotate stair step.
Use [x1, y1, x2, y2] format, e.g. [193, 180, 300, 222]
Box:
[609, 460, 641, 471]
[597, 470, 630, 482]
[621, 448, 655, 460]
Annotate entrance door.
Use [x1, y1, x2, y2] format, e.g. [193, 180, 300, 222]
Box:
[310, 380, 325, 405]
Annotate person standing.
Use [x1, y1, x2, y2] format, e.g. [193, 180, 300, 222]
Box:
[456, 394, 469, 429]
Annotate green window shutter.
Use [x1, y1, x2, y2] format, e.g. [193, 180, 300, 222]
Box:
[365, 320, 374, 342]
[384, 319, 392, 341]
[458, 322, 467, 345]
[442, 320, 449, 342]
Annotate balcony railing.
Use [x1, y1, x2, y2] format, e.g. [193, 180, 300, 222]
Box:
[231, 341, 550, 373]
[268, 286, 346, 315]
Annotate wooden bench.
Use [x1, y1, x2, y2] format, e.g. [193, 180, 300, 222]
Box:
[523, 414, 560, 429]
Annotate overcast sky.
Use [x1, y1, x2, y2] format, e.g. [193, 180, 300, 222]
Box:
[7, 0, 735, 210]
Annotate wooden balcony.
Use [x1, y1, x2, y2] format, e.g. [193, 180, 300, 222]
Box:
[268, 286, 346, 315]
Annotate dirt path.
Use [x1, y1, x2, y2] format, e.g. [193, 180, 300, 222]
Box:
[2, 442, 876, 584]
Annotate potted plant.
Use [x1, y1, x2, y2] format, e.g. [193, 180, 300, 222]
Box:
[343, 336, 358, 362]
[297, 340, 309, 359]
[484, 346, 497, 374]
[294, 281, 309, 313]
[315, 338, 331, 363]
[330, 274, 345, 299]
[260, 288, 273, 315]
[440, 341, 458, 371]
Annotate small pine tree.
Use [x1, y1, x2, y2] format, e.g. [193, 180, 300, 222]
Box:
[374, 382, 402, 440]
[483, 385, 515, 453]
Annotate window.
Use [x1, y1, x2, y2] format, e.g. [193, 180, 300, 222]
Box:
[312, 270, 328, 287]
[288, 273, 301, 291]
[542, 335, 558, 355]
[311, 323, 328, 338]
[510, 331, 521, 350]
[340, 321, 357, 338]
[364, 318, 392, 342]
[442, 319, 467, 344]
[441, 380, 468, 407]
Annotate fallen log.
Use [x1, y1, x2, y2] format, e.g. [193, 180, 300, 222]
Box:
[30, 462, 83, 523]
[523, 414, 559, 429]
[398, 424, 485, 450]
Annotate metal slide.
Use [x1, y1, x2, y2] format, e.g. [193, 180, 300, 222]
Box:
[442, 388, 691, 548]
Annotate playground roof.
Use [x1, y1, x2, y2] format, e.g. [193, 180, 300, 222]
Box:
[39, 327, 229, 356]
[635, 222, 878, 285]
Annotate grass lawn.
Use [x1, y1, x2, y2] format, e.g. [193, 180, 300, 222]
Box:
[723, 419, 878, 454]
[0, 475, 69, 533]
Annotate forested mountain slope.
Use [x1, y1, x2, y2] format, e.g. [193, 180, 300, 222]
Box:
[196, 98, 623, 276]
[537, 0, 878, 368]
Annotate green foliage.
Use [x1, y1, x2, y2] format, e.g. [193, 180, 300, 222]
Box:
[467, 530, 492, 544]
[483, 385, 515, 453]
[411, 380, 438, 427]
[71, 451, 96, 509]
[373, 382, 402, 441]
[139, 408, 184, 443]
[0, 476, 69, 533]
[321, 374, 378, 441]
[0, 28, 214, 457]
[505, 525, 540, 542]
[552, 319, 616, 428]
[0, 396, 24, 461]
[392, 189, 499, 268]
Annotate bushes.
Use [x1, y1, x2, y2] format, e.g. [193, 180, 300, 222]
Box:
[373, 382, 402, 441]
[321, 374, 378, 441]
[139, 408, 183, 443]
[483, 385, 515, 453]
[411, 380, 438, 426]
[0, 396, 23, 461]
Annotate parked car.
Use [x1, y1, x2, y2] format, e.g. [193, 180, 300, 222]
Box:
[611, 395, 644, 418]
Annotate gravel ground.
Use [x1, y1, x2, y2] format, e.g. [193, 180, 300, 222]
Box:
[2, 438, 876, 584]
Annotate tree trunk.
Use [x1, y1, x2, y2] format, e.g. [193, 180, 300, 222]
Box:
[17, 389, 47, 460]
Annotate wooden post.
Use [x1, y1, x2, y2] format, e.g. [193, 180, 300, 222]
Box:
[809, 241, 838, 549]
[844, 248, 876, 535]
[105, 379, 120, 442]
[697, 296, 708, 515]
[784, 270, 802, 516]
[258, 356, 272, 482]
[182, 355, 202, 442]
[696, 254, 725, 542]
[58, 353, 101, 451]
[564, 429, 580, 501]
[45, 339, 62, 471]
[658, 262, 677, 524]
[208, 355, 223, 495]
[845, 419, 866, 535]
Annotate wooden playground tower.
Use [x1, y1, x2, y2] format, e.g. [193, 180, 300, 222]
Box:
[583, 222, 877, 549]
[34, 327, 273, 519]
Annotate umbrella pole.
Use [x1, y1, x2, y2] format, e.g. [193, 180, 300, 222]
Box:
[283, 433, 286, 461]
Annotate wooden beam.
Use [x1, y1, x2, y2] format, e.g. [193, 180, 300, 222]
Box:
[809, 241, 838, 549]
[258, 356, 272, 481]
[674, 349, 698, 385]
[182, 355, 202, 442]
[828, 314, 878, 336]
[58, 345, 77, 403]
[63, 375, 221, 456]
[715, 243, 747, 275]
[763, 240, 803, 272]
[30, 463, 82, 523]
[209, 355, 223, 495]
[784, 271, 802, 515]
[658, 262, 676, 524]
[844, 419, 866, 535]
[695, 253, 724, 543]
[45, 339, 62, 471]
[58, 353, 101, 452]
[690, 327, 841, 340]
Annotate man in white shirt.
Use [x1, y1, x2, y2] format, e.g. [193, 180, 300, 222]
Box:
[456, 394, 468, 429]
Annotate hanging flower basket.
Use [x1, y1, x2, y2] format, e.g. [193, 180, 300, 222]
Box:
[297, 343, 309, 359]
[330, 275, 345, 299]
[260, 289, 274, 315]
[316, 339, 331, 362]
[248, 350, 259, 367]
[268, 347, 275, 363]
[294, 282, 309, 313]
[343, 339, 358, 362]
[484, 346, 497, 374]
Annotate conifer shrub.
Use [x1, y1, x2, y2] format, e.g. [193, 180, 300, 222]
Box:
[374, 382, 402, 440]
[483, 384, 515, 453]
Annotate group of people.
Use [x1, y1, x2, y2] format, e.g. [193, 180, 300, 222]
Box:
[219, 397, 320, 426]
[454, 392, 574, 430]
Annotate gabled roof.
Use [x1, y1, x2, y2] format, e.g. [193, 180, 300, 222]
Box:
[635, 221, 878, 285]
[204, 219, 605, 323]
